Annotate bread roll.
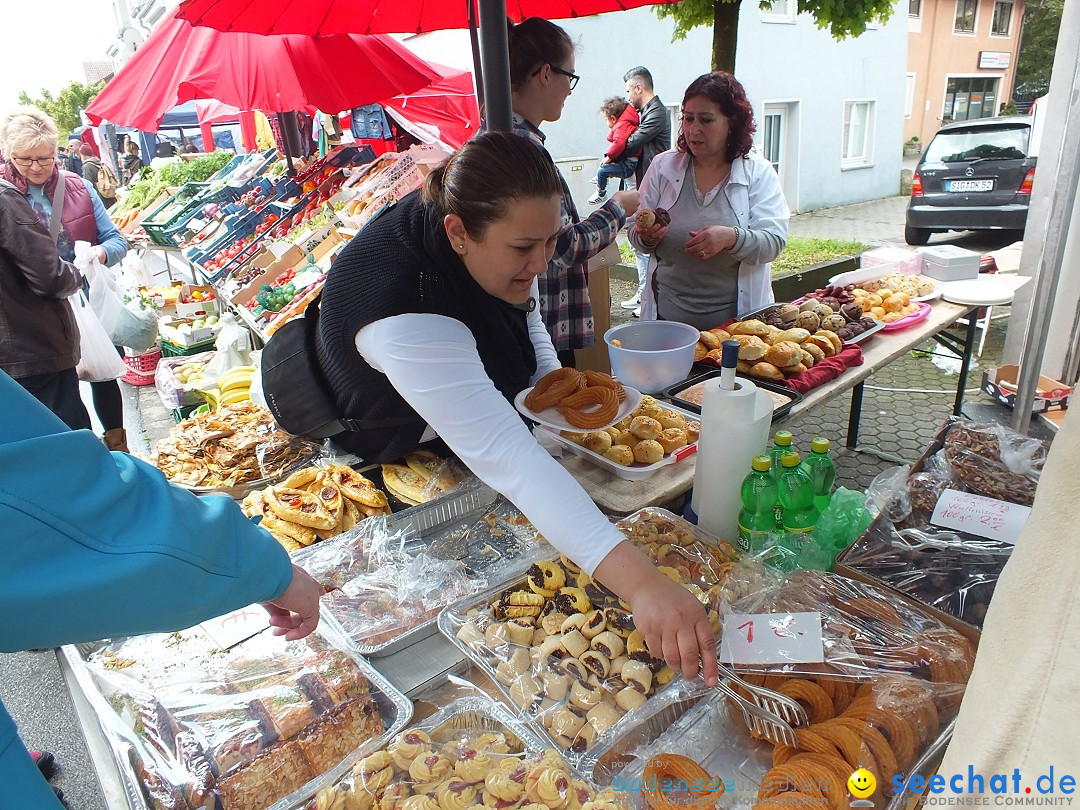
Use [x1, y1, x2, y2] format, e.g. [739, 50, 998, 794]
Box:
[733, 334, 769, 361]
[737, 359, 754, 374]
[763, 341, 802, 368]
[805, 335, 835, 358]
[729, 319, 770, 338]
[633, 440, 664, 464]
[775, 327, 811, 344]
[629, 415, 662, 440]
[815, 330, 843, 355]
[656, 428, 688, 454]
[803, 342, 826, 364]
[698, 330, 722, 350]
[694, 342, 708, 362]
[614, 430, 639, 448]
[704, 347, 724, 364]
[708, 328, 732, 341]
[799, 348, 816, 368]
[749, 362, 785, 382]
[582, 431, 613, 454]
[604, 445, 635, 466]
[657, 410, 688, 431]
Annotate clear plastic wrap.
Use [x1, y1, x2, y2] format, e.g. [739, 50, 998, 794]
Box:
[841, 416, 1048, 628]
[79, 626, 410, 810]
[438, 508, 762, 758]
[154, 351, 216, 410]
[306, 696, 621, 810]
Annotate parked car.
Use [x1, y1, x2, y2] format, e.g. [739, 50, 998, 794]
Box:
[905, 116, 1038, 246]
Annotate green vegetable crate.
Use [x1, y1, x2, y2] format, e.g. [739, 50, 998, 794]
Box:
[140, 183, 210, 248]
[161, 338, 216, 358]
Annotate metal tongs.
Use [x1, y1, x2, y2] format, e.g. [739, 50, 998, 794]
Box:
[713, 663, 810, 747]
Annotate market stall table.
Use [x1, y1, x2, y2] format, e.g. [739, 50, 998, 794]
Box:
[548, 273, 1031, 514]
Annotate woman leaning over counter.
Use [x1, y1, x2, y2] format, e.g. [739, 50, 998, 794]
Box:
[629, 72, 789, 329]
[308, 132, 717, 684]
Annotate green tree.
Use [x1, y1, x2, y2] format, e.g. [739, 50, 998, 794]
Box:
[17, 80, 106, 140]
[1015, 0, 1064, 100]
[655, 0, 896, 74]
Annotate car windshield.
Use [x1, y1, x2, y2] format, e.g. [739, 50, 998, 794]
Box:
[924, 126, 1029, 163]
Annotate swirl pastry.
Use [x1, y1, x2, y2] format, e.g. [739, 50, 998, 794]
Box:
[485, 768, 526, 802]
[557, 387, 620, 430]
[354, 751, 395, 794]
[435, 780, 478, 810]
[380, 783, 410, 810]
[525, 368, 585, 412]
[409, 752, 453, 784]
[471, 732, 512, 755]
[525, 767, 572, 809]
[583, 370, 626, 401]
[401, 797, 441, 810]
[389, 729, 433, 771]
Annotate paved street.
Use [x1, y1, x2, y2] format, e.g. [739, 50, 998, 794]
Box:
[0, 191, 1036, 810]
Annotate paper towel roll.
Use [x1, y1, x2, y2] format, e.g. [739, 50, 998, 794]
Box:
[692, 377, 774, 543]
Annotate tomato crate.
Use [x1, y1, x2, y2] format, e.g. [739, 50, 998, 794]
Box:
[161, 338, 216, 358]
[121, 348, 162, 386]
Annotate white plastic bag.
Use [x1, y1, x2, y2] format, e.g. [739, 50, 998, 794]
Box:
[69, 292, 127, 382]
[199, 313, 253, 386]
[75, 241, 158, 352]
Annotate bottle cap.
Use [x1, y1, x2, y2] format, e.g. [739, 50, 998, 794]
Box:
[751, 455, 771, 472]
[780, 451, 802, 467]
[720, 339, 740, 369]
[811, 437, 830, 454]
[774, 430, 793, 447]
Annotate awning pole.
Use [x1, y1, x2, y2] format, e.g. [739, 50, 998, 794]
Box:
[467, 0, 486, 115]
[477, 0, 512, 131]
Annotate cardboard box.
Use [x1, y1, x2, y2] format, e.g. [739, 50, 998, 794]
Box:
[229, 230, 347, 308]
[159, 316, 220, 347]
[982, 364, 1072, 412]
[177, 284, 218, 317]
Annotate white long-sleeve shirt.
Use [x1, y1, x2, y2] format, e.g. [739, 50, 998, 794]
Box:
[355, 280, 623, 575]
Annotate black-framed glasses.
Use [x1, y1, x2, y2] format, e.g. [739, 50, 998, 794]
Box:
[531, 63, 580, 91]
[11, 156, 56, 169]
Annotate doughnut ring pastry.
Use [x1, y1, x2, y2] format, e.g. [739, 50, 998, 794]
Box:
[557, 387, 620, 430]
[583, 369, 627, 401]
[642, 753, 725, 810]
[524, 368, 585, 412]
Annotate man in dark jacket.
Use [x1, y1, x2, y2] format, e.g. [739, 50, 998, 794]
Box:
[621, 66, 671, 312]
[0, 178, 90, 429]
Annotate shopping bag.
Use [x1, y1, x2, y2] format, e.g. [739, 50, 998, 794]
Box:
[75, 241, 158, 352]
[69, 292, 127, 382]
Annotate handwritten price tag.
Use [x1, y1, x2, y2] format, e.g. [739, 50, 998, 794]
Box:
[199, 604, 270, 649]
[930, 488, 1030, 544]
[719, 611, 824, 665]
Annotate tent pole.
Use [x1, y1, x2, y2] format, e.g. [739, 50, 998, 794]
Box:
[277, 112, 297, 175]
[477, 0, 512, 131]
[467, 0, 486, 115]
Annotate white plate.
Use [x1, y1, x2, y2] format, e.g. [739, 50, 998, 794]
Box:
[912, 287, 942, 302]
[515, 384, 642, 432]
[940, 279, 1016, 306]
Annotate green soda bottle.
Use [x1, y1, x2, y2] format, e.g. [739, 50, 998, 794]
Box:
[800, 437, 836, 513]
[768, 431, 794, 528]
[737, 456, 777, 553]
[777, 451, 820, 535]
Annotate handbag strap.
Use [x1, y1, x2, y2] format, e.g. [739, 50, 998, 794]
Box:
[49, 175, 66, 243]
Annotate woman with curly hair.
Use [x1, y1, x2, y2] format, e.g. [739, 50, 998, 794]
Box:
[628, 72, 789, 328]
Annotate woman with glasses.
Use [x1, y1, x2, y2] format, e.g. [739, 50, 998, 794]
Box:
[628, 72, 789, 329]
[0, 107, 131, 452]
[507, 17, 640, 368]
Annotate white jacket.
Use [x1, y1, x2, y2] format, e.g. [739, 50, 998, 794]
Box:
[628, 148, 790, 320]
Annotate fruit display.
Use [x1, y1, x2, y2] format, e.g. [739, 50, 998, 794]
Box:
[446, 510, 757, 755]
[242, 464, 391, 551]
[152, 401, 315, 489]
[708, 317, 846, 383]
[154, 352, 216, 410]
[195, 364, 257, 411]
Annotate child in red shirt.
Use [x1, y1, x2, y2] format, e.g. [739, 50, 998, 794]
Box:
[588, 97, 641, 205]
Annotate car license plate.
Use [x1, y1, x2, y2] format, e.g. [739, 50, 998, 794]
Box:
[947, 179, 994, 192]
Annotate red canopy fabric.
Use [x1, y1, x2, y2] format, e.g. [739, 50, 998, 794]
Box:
[382, 63, 480, 149]
[85, 11, 440, 131]
[175, 0, 681, 36]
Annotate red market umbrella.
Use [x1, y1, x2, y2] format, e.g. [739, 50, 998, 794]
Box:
[85, 11, 441, 132]
[382, 63, 480, 150]
[175, 0, 680, 36]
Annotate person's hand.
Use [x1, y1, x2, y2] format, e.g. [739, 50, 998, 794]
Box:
[262, 564, 321, 640]
[592, 542, 719, 686]
[611, 190, 640, 216]
[684, 225, 737, 260]
[634, 220, 668, 248]
[601, 157, 611, 166]
[94, 246, 107, 265]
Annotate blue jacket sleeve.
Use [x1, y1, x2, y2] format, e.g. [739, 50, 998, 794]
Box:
[83, 178, 128, 266]
[0, 371, 294, 652]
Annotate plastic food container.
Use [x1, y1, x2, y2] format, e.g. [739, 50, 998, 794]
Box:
[605, 321, 700, 394]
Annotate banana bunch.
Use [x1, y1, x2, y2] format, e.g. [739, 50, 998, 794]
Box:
[218, 365, 257, 407]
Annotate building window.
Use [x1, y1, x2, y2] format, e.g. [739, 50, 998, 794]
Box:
[905, 73, 916, 117]
[909, 0, 921, 17]
[955, 0, 976, 33]
[761, 0, 797, 23]
[942, 77, 999, 122]
[991, 1, 1013, 35]
[842, 100, 874, 167]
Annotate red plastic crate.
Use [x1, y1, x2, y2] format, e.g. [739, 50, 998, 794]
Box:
[122, 348, 161, 386]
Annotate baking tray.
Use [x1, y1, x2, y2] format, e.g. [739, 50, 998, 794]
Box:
[587, 689, 955, 810]
[661, 369, 802, 421]
[64, 623, 412, 810]
[736, 303, 886, 345]
[327, 481, 548, 657]
[539, 400, 702, 481]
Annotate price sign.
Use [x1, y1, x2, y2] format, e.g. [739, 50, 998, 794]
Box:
[199, 604, 270, 649]
[930, 488, 1030, 544]
[719, 611, 824, 665]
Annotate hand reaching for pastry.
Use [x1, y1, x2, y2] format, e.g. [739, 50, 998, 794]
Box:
[593, 542, 719, 686]
[263, 564, 321, 640]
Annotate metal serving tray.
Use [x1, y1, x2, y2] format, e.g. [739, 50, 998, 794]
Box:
[739, 303, 886, 345]
[661, 369, 802, 421]
[62, 624, 412, 810]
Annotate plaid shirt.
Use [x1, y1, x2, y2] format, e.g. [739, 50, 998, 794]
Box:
[513, 116, 626, 351]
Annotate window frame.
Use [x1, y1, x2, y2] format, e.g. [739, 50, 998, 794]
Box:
[909, 0, 922, 17]
[954, 0, 977, 34]
[841, 99, 875, 169]
[991, 0, 1014, 36]
[905, 73, 917, 118]
[760, 0, 798, 24]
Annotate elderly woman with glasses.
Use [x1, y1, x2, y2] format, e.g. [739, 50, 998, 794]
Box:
[0, 107, 131, 452]
[507, 18, 639, 368]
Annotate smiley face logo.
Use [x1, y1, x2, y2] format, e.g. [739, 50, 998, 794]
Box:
[848, 769, 876, 799]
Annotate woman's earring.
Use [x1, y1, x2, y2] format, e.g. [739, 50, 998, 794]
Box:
[459, 244, 465, 249]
